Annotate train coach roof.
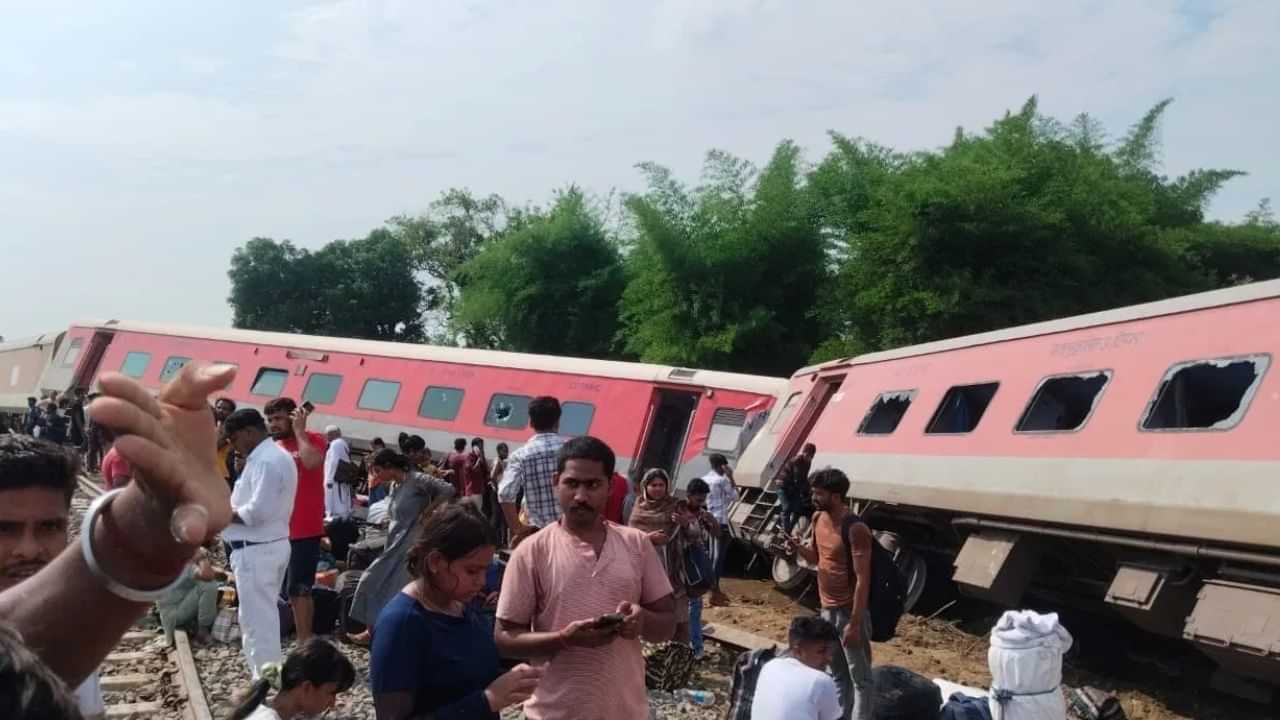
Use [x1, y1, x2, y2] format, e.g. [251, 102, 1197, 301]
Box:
[71, 320, 788, 395]
[795, 277, 1280, 376]
[0, 332, 63, 353]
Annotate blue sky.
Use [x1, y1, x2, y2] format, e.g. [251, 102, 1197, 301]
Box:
[2, 0, 1276, 339]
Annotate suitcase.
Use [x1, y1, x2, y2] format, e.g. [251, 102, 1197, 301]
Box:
[312, 586, 339, 635]
[337, 569, 366, 634]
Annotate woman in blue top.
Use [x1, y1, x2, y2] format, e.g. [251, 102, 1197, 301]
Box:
[370, 503, 542, 720]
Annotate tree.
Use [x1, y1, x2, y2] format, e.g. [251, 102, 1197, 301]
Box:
[227, 231, 425, 342]
[813, 97, 1253, 359]
[620, 141, 827, 375]
[387, 189, 508, 340]
[453, 189, 625, 357]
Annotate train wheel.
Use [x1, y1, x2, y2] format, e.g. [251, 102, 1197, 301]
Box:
[875, 532, 929, 614]
[772, 554, 811, 591]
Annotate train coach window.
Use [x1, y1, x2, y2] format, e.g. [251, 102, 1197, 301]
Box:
[857, 390, 916, 435]
[61, 339, 84, 368]
[1016, 371, 1111, 433]
[926, 382, 999, 434]
[560, 402, 596, 436]
[484, 393, 530, 429]
[303, 373, 343, 406]
[1141, 354, 1270, 431]
[159, 356, 192, 383]
[769, 392, 802, 435]
[358, 379, 401, 412]
[120, 351, 152, 379]
[708, 408, 748, 452]
[419, 386, 464, 421]
[251, 368, 288, 397]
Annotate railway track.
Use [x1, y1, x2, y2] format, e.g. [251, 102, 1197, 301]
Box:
[73, 477, 213, 720]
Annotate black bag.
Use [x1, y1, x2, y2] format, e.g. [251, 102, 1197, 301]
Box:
[684, 542, 714, 598]
[725, 647, 778, 720]
[334, 459, 360, 486]
[941, 693, 993, 720]
[840, 513, 906, 642]
[278, 598, 295, 638]
[312, 586, 339, 635]
[872, 666, 942, 720]
[336, 569, 366, 635]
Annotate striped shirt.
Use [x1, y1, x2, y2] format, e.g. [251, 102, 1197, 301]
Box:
[497, 433, 565, 528]
[497, 521, 674, 720]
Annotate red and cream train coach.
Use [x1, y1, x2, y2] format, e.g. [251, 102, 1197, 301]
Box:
[55, 321, 785, 484]
[732, 279, 1280, 686]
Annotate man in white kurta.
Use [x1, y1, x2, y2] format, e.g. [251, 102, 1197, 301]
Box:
[221, 408, 296, 679]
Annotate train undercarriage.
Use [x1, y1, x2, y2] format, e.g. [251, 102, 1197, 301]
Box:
[728, 487, 1280, 700]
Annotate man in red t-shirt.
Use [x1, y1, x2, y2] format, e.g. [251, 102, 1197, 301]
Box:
[264, 397, 327, 644]
[444, 437, 469, 497]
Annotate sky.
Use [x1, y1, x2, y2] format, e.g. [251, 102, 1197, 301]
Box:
[2, 0, 1277, 340]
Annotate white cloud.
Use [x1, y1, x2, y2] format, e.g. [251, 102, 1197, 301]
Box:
[0, 0, 1276, 338]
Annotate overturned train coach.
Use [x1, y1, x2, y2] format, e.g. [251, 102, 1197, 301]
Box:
[0, 331, 70, 426]
[729, 278, 1280, 687]
[43, 321, 785, 484]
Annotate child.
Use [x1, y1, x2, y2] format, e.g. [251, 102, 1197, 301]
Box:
[229, 639, 356, 720]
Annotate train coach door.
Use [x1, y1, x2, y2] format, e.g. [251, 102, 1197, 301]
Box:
[764, 373, 844, 487]
[72, 331, 114, 390]
[635, 388, 699, 482]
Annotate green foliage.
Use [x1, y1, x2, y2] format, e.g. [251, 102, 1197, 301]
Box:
[227, 231, 424, 341]
[620, 141, 827, 375]
[812, 97, 1270, 358]
[454, 189, 624, 357]
[228, 97, 1279, 374]
[388, 189, 508, 327]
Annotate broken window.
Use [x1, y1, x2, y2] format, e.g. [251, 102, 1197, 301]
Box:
[1141, 354, 1269, 431]
[1016, 371, 1111, 432]
[857, 390, 916, 435]
[926, 382, 999, 434]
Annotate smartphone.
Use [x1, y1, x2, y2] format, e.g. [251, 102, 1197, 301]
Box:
[592, 613, 625, 630]
[302, 401, 315, 413]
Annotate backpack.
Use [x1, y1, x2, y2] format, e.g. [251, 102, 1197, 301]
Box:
[840, 512, 906, 642]
[725, 647, 779, 720]
[683, 541, 715, 598]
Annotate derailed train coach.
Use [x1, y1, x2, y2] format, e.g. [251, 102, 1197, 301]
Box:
[729, 278, 1280, 687]
[0, 331, 69, 427]
[48, 321, 785, 484]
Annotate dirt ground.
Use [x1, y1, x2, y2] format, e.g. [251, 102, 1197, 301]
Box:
[706, 577, 1275, 720]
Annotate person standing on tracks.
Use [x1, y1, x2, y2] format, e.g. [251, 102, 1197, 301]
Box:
[785, 469, 875, 720]
[0, 435, 109, 718]
[21, 396, 40, 436]
[700, 453, 737, 607]
[264, 397, 327, 646]
[214, 398, 239, 488]
[322, 425, 356, 562]
[497, 396, 564, 545]
[777, 443, 817, 534]
[463, 437, 491, 514]
[445, 437, 469, 498]
[495, 436, 676, 720]
[223, 408, 298, 680]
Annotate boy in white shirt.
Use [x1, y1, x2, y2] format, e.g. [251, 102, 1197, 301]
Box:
[751, 616, 843, 720]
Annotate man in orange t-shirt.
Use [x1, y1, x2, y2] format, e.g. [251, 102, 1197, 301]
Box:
[785, 468, 875, 720]
[264, 397, 327, 644]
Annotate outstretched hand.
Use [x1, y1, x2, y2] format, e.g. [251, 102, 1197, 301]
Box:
[89, 362, 236, 546]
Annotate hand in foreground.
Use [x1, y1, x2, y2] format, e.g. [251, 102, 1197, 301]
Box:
[617, 601, 643, 640]
[89, 362, 237, 548]
[558, 618, 620, 649]
[485, 663, 543, 711]
[291, 405, 311, 434]
[646, 530, 669, 546]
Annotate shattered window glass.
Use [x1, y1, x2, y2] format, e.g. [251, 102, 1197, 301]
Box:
[926, 382, 999, 434]
[485, 393, 530, 429]
[1016, 371, 1110, 432]
[1141, 354, 1269, 431]
[858, 390, 916, 435]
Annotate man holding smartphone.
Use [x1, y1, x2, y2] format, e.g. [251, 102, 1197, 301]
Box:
[496, 436, 676, 720]
[264, 396, 327, 645]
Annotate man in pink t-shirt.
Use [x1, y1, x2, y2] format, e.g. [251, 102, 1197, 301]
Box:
[496, 436, 675, 720]
[100, 444, 132, 491]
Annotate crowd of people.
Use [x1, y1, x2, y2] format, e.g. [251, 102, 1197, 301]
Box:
[0, 361, 891, 720]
